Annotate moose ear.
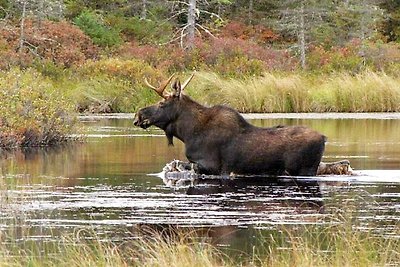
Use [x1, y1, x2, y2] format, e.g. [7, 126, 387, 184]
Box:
[171, 78, 182, 98]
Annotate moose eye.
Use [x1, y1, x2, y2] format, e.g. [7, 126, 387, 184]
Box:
[158, 101, 166, 108]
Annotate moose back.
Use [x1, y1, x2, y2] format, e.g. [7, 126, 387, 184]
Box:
[133, 74, 326, 176]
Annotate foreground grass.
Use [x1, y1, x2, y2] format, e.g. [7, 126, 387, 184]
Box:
[1, 219, 399, 267]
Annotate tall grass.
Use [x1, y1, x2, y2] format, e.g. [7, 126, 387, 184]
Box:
[187, 71, 400, 113]
[30, 61, 400, 114]
[0, 216, 398, 267]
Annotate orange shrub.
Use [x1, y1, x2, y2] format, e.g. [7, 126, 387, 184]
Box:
[1, 19, 98, 67]
[219, 21, 279, 44]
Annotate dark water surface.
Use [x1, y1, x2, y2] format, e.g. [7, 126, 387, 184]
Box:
[1, 115, 400, 251]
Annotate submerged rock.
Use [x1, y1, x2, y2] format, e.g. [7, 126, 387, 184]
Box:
[161, 159, 354, 187]
[317, 160, 353, 175]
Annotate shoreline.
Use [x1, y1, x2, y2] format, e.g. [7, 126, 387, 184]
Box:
[79, 112, 400, 121]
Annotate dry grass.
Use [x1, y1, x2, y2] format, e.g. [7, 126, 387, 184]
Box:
[0, 216, 399, 267]
[186, 71, 400, 113]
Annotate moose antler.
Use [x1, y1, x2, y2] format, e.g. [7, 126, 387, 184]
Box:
[181, 72, 195, 91]
[144, 74, 175, 98]
[171, 72, 195, 98]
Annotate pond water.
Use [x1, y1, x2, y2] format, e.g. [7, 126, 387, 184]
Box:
[1, 114, 400, 254]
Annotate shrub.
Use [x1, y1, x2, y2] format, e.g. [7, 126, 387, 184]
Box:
[307, 43, 364, 72]
[117, 37, 294, 77]
[0, 69, 78, 147]
[68, 58, 165, 112]
[197, 37, 295, 73]
[219, 21, 279, 44]
[307, 41, 400, 73]
[106, 15, 173, 44]
[74, 10, 122, 47]
[0, 19, 98, 67]
[0, 36, 20, 69]
[214, 54, 264, 78]
[118, 41, 160, 64]
[79, 58, 164, 82]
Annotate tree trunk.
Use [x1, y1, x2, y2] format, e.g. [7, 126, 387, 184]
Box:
[18, 0, 27, 56]
[298, 2, 306, 69]
[359, 0, 367, 66]
[248, 0, 253, 24]
[141, 0, 147, 19]
[37, 0, 44, 28]
[187, 0, 196, 50]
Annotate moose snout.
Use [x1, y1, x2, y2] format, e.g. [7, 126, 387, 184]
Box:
[133, 112, 141, 126]
[133, 110, 151, 129]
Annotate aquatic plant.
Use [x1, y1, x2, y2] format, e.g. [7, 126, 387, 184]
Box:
[0, 214, 398, 267]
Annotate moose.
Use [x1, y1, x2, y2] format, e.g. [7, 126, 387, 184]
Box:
[133, 74, 327, 176]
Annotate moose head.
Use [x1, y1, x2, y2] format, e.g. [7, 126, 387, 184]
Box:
[133, 73, 195, 144]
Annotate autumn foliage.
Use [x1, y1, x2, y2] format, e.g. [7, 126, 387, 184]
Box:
[1, 19, 98, 67]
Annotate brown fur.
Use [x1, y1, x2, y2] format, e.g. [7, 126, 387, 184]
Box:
[134, 92, 326, 176]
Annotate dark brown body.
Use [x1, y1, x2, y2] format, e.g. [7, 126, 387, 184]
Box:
[134, 84, 326, 176]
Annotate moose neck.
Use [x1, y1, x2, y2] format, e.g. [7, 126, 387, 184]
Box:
[167, 95, 207, 144]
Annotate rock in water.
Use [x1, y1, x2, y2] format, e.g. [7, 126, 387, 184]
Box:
[161, 159, 353, 187]
[317, 160, 353, 175]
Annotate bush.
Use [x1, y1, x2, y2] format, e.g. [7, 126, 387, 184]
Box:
[0, 69, 78, 147]
[106, 15, 173, 44]
[307, 40, 400, 73]
[196, 37, 292, 76]
[74, 10, 122, 47]
[219, 21, 279, 45]
[79, 58, 164, 82]
[0, 19, 98, 67]
[307, 43, 364, 72]
[0, 36, 20, 69]
[214, 54, 264, 78]
[68, 58, 166, 112]
[117, 37, 293, 77]
[118, 41, 160, 64]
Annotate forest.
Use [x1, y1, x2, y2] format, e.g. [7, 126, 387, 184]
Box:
[1, 0, 400, 146]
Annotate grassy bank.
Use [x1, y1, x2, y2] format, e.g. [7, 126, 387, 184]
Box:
[1, 218, 399, 266]
[1, 66, 400, 147]
[44, 64, 400, 113]
[61, 66, 400, 113]
[188, 71, 400, 113]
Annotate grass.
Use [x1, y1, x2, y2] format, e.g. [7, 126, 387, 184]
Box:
[6, 64, 400, 115]
[1, 66, 400, 147]
[0, 215, 398, 267]
[186, 71, 400, 113]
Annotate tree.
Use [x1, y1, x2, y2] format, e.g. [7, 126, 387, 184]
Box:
[278, 0, 329, 69]
[165, 0, 229, 50]
[186, 0, 196, 50]
[380, 0, 400, 42]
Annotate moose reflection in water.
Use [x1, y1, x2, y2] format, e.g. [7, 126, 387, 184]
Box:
[134, 74, 326, 176]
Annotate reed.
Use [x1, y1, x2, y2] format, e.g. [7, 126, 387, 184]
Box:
[187, 71, 400, 113]
[0, 215, 398, 267]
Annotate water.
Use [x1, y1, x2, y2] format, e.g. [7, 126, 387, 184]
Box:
[1, 114, 400, 251]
